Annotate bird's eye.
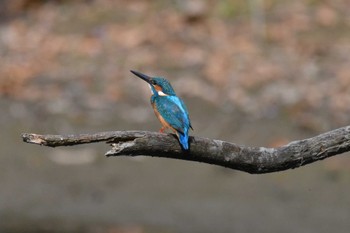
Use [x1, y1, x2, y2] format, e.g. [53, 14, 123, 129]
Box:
[151, 80, 156, 85]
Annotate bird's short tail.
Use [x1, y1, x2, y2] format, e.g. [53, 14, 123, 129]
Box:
[178, 132, 189, 150]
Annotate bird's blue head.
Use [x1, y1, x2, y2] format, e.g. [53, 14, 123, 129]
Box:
[130, 70, 176, 96]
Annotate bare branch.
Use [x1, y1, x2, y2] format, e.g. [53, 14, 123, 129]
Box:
[21, 126, 350, 174]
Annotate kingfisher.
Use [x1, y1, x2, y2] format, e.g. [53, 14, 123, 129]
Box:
[130, 70, 193, 150]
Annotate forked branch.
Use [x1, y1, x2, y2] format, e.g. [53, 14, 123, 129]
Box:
[21, 125, 350, 174]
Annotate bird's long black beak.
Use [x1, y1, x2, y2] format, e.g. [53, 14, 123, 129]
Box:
[130, 70, 152, 84]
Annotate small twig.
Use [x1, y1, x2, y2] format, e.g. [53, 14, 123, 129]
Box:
[21, 126, 350, 174]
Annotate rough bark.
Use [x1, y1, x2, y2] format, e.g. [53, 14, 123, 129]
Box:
[21, 125, 350, 174]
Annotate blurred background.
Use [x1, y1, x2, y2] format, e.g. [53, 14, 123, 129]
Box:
[1, 0, 350, 232]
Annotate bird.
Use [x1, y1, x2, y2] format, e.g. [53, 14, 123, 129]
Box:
[130, 70, 193, 150]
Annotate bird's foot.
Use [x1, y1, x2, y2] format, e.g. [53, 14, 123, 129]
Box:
[159, 127, 166, 133]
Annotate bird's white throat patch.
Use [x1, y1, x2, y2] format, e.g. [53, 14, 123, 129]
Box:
[157, 91, 168, 96]
[148, 84, 168, 96]
[148, 84, 153, 94]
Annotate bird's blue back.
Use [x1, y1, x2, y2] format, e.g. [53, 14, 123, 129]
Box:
[152, 95, 191, 149]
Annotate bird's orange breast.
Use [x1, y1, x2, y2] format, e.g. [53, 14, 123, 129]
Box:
[152, 102, 177, 133]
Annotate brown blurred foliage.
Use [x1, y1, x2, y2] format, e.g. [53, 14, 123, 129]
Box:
[0, 0, 349, 127]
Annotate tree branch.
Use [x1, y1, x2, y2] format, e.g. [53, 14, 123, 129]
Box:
[21, 126, 350, 174]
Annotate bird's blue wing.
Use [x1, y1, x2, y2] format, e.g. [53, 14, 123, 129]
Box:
[179, 98, 193, 130]
[154, 96, 191, 134]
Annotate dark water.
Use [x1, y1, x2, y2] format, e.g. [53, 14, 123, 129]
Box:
[1, 98, 350, 233]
